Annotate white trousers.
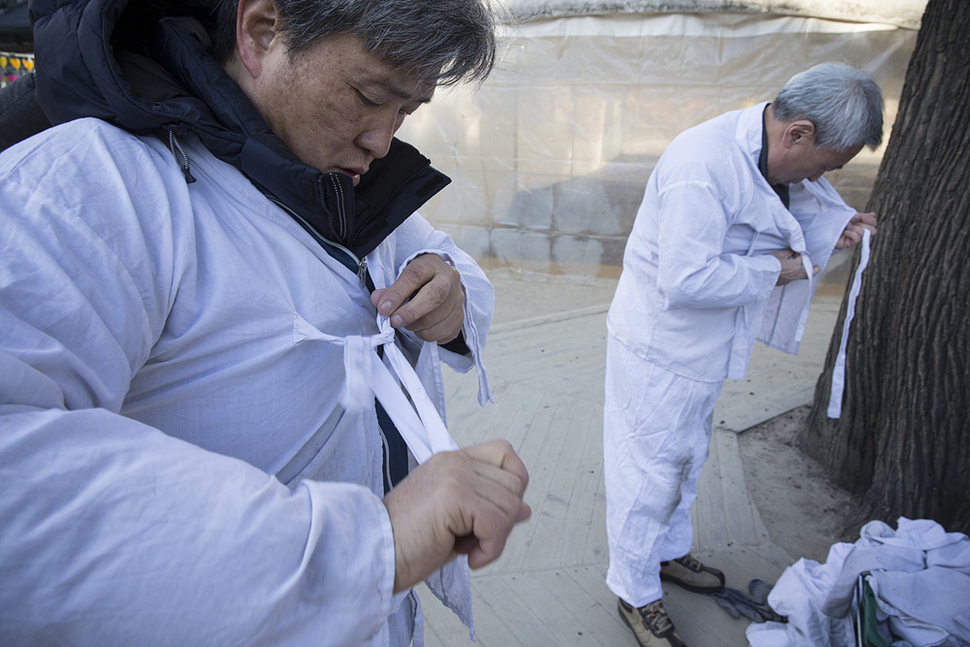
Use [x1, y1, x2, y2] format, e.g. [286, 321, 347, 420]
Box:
[603, 335, 722, 607]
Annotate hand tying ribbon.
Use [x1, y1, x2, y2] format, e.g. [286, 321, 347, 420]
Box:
[325, 315, 458, 465]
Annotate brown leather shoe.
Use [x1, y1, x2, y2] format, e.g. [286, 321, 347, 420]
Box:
[659, 554, 725, 594]
[617, 598, 688, 647]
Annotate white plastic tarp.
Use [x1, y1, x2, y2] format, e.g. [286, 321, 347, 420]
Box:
[399, 10, 919, 279]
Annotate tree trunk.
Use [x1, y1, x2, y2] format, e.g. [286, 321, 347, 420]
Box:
[798, 0, 970, 535]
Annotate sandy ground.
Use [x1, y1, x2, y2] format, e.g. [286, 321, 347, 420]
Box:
[737, 404, 864, 564]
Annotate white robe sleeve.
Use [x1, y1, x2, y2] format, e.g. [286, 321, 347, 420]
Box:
[655, 180, 780, 310]
[0, 129, 397, 647]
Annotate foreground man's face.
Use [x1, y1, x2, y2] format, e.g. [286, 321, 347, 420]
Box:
[249, 33, 434, 185]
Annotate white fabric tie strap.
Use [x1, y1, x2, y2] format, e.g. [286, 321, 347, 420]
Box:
[322, 317, 458, 464]
[827, 228, 872, 418]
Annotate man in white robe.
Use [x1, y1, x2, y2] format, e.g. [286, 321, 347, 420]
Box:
[0, 0, 530, 645]
[604, 63, 883, 647]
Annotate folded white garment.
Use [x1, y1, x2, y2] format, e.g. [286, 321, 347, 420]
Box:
[747, 517, 970, 647]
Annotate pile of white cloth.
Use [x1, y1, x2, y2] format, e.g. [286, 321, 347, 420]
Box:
[747, 517, 970, 647]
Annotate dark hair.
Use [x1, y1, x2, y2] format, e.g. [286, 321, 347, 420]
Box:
[773, 63, 884, 151]
[211, 0, 496, 87]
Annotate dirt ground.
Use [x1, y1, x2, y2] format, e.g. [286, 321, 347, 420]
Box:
[737, 404, 865, 564]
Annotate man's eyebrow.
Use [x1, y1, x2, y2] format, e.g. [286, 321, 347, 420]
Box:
[365, 74, 434, 104]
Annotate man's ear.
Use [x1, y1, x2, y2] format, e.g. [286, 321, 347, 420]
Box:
[783, 120, 816, 148]
[235, 0, 281, 79]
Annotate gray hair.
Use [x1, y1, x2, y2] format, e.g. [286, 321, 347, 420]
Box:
[772, 63, 884, 152]
[212, 0, 496, 87]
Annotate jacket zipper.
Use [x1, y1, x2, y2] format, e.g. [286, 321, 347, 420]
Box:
[270, 198, 369, 289]
[324, 173, 349, 242]
[348, 163, 428, 250]
[166, 130, 196, 184]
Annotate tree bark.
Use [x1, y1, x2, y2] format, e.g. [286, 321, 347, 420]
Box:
[798, 0, 970, 535]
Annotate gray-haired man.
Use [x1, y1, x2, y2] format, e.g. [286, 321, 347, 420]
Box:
[604, 63, 883, 646]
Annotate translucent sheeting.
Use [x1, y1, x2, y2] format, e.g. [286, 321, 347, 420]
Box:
[398, 12, 917, 280]
[500, 1, 926, 30]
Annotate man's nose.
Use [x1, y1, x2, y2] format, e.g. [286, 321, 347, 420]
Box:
[356, 114, 400, 160]
[808, 170, 825, 182]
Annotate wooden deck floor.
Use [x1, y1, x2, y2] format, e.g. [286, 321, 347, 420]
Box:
[417, 271, 842, 647]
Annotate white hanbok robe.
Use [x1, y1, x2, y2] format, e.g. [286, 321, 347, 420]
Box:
[0, 118, 493, 647]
